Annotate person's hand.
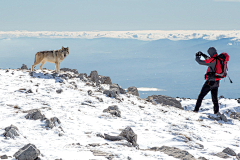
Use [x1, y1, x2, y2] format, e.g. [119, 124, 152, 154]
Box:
[196, 51, 202, 57]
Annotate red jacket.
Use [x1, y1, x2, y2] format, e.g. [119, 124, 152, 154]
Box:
[204, 54, 222, 81]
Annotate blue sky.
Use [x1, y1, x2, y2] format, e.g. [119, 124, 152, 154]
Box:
[0, 0, 240, 31]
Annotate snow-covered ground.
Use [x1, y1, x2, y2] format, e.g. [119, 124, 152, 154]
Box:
[0, 69, 240, 160]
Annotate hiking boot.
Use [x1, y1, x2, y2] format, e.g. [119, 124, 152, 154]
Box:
[193, 110, 198, 113]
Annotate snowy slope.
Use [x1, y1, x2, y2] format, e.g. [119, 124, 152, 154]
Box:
[0, 69, 240, 160]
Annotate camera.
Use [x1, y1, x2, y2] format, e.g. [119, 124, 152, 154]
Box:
[196, 51, 209, 59]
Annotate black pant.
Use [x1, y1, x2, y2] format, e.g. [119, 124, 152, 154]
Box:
[194, 80, 220, 114]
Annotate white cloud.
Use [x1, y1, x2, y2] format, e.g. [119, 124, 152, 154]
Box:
[137, 87, 166, 91]
[1, 30, 240, 41]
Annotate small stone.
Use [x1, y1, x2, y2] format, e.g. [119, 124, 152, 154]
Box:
[96, 133, 104, 138]
[56, 89, 63, 94]
[20, 64, 28, 70]
[26, 89, 33, 94]
[198, 157, 207, 160]
[87, 90, 93, 96]
[0, 155, 8, 159]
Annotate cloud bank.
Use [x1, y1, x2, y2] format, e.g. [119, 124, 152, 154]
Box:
[1, 30, 240, 41]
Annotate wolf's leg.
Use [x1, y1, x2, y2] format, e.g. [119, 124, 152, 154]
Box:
[58, 62, 60, 73]
[55, 62, 59, 73]
[40, 60, 46, 72]
[31, 52, 44, 71]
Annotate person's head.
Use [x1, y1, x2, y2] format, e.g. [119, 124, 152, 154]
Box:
[207, 47, 217, 57]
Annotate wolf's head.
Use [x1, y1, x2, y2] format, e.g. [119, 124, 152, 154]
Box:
[61, 46, 69, 58]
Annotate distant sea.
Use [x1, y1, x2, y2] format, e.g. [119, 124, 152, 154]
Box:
[1, 37, 240, 99]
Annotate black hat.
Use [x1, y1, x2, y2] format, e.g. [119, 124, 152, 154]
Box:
[207, 47, 217, 57]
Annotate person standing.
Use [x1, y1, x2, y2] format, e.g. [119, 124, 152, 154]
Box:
[193, 47, 222, 114]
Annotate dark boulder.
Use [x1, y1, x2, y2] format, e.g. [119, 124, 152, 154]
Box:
[149, 146, 195, 160]
[45, 117, 61, 129]
[3, 125, 19, 139]
[147, 95, 183, 109]
[25, 109, 46, 121]
[127, 87, 139, 96]
[99, 76, 112, 84]
[103, 105, 121, 117]
[14, 143, 40, 160]
[20, 64, 28, 70]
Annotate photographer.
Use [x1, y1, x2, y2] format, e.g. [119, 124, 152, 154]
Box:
[193, 47, 221, 114]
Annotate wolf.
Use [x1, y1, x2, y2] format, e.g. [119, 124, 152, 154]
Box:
[31, 47, 69, 73]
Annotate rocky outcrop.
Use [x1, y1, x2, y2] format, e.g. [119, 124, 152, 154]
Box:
[14, 144, 40, 160]
[110, 83, 126, 94]
[3, 125, 19, 139]
[127, 87, 139, 96]
[147, 95, 183, 109]
[149, 146, 195, 160]
[99, 76, 112, 84]
[103, 105, 121, 117]
[60, 68, 79, 74]
[89, 70, 100, 84]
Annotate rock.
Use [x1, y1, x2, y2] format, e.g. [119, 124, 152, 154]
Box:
[20, 64, 28, 70]
[56, 89, 63, 94]
[147, 95, 183, 109]
[237, 98, 240, 103]
[217, 112, 228, 122]
[89, 70, 99, 84]
[0, 155, 8, 159]
[88, 143, 100, 147]
[119, 127, 138, 147]
[3, 124, 19, 139]
[26, 89, 33, 94]
[96, 133, 104, 138]
[104, 134, 127, 141]
[46, 117, 61, 129]
[198, 157, 207, 160]
[99, 76, 112, 84]
[208, 113, 227, 122]
[237, 153, 240, 160]
[60, 68, 78, 74]
[103, 88, 120, 98]
[230, 112, 240, 121]
[109, 88, 120, 98]
[14, 143, 40, 160]
[87, 90, 93, 96]
[78, 73, 87, 80]
[90, 150, 111, 156]
[96, 97, 103, 102]
[127, 86, 139, 96]
[150, 146, 195, 160]
[110, 83, 126, 94]
[222, 147, 236, 156]
[25, 109, 46, 121]
[103, 105, 121, 117]
[215, 152, 230, 159]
